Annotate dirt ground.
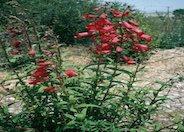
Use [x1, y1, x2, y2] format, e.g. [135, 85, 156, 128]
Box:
[1, 46, 184, 125]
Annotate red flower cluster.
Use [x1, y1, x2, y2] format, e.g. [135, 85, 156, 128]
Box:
[65, 70, 78, 78]
[43, 86, 56, 92]
[28, 49, 35, 57]
[11, 49, 19, 55]
[7, 27, 22, 38]
[75, 7, 152, 64]
[28, 60, 53, 85]
[8, 27, 23, 55]
[132, 44, 150, 53]
[11, 40, 21, 48]
[123, 56, 135, 64]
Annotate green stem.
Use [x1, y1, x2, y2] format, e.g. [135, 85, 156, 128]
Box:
[9, 16, 32, 49]
[57, 47, 62, 66]
[126, 63, 140, 95]
[150, 81, 168, 105]
[0, 40, 25, 85]
[92, 58, 101, 100]
[0, 39, 34, 103]
[100, 62, 118, 106]
[54, 63, 67, 96]
[32, 23, 42, 53]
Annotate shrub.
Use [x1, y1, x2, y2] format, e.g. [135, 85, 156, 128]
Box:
[158, 9, 184, 49]
[0, 3, 183, 132]
[13, 0, 100, 45]
[140, 9, 184, 49]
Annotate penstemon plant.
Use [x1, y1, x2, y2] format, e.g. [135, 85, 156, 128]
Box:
[0, 2, 183, 132]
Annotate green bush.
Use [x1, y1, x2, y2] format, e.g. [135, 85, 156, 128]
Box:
[1, 3, 182, 132]
[159, 9, 184, 49]
[0, 0, 12, 27]
[13, 0, 100, 45]
[138, 10, 184, 49]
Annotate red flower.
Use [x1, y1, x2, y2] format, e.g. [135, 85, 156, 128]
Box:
[123, 56, 135, 64]
[101, 50, 111, 55]
[103, 25, 114, 32]
[129, 20, 139, 27]
[90, 35, 98, 41]
[100, 34, 112, 43]
[131, 28, 144, 36]
[101, 43, 112, 50]
[82, 13, 97, 19]
[100, 13, 107, 19]
[28, 60, 52, 85]
[122, 21, 133, 29]
[65, 70, 78, 78]
[38, 59, 45, 63]
[50, 45, 58, 49]
[31, 69, 49, 77]
[11, 50, 19, 55]
[12, 40, 21, 48]
[28, 49, 35, 57]
[75, 32, 90, 38]
[44, 52, 52, 56]
[37, 61, 53, 69]
[122, 34, 129, 41]
[43, 86, 56, 92]
[112, 10, 124, 18]
[111, 37, 120, 44]
[131, 38, 139, 43]
[139, 34, 152, 42]
[93, 7, 102, 12]
[116, 46, 123, 52]
[99, 58, 106, 62]
[9, 32, 16, 38]
[123, 11, 130, 17]
[132, 44, 150, 53]
[28, 77, 47, 85]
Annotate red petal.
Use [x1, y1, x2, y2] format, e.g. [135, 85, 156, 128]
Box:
[116, 46, 123, 52]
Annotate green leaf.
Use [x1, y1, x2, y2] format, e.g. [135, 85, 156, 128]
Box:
[70, 107, 77, 113]
[38, 85, 46, 93]
[138, 66, 145, 72]
[107, 67, 133, 77]
[82, 62, 108, 70]
[57, 101, 68, 107]
[81, 108, 87, 115]
[154, 123, 161, 131]
[174, 116, 181, 123]
[76, 108, 87, 121]
[12, 113, 21, 123]
[157, 95, 168, 101]
[77, 104, 101, 109]
[66, 120, 76, 126]
[58, 43, 66, 47]
[178, 124, 184, 131]
[2, 105, 9, 115]
[82, 63, 98, 70]
[64, 113, 76, 120]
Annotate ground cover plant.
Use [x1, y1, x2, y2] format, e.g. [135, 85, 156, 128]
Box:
[0, 1, 184, 132]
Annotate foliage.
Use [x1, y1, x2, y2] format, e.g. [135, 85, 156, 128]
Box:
[0, 0, 13, 28]
[12, 0, 100, 45]
[140, 9, 184, 49]
[173, 9, 184, 19]
[0, 2, 183, 132]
